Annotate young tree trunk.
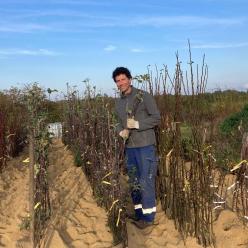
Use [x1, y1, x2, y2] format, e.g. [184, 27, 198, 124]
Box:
[29, 133, 34, 247]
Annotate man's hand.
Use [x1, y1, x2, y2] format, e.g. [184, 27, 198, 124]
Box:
[127, 118, 139, 129]
[119, 129, 129, 140]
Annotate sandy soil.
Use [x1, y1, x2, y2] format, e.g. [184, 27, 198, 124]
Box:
[127, 206, 248, 248]
[42, 139, 114, 248]
[0, 148, 30, 247]
[1, 139, 248, 248]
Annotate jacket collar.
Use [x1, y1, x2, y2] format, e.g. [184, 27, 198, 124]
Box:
[120, 86, 138, 98]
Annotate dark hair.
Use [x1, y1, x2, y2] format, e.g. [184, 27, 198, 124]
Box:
[112, 67, 132, 82]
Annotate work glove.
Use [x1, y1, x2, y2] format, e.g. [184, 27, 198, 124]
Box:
[127, 118, 139, 129]
[119, 129, 129, 140]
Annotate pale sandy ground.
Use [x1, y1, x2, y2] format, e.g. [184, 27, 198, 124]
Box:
[127, 206, 248, 248]
[0, 148, 30, 247]
[0, 139, 248, 248]
[43, 139, 114, 248]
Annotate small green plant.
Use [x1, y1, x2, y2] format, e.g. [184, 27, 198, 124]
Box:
[19, 216, 31, 230]
[74, 148, 83, 167]
[181, 137, 193, 161]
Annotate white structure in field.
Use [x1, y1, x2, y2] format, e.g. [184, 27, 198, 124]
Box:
[47, 122, 62, 138]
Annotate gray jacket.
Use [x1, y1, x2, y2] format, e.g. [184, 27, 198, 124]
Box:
[115, 86, 161, 148]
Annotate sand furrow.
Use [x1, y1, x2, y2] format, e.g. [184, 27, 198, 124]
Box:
[44, 139, 113, 248]
[0, 150, 30, 248]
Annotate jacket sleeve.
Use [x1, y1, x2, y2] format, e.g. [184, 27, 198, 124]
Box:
[138, 93, 161, 131]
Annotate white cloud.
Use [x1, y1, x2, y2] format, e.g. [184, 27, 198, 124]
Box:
[0, 12, 245, 34]
[0, 23, 49, 33]
[134, 16, 245, 27]
[130, 48, 143, 53]
[191, 42, 248, 49]
[0, 48, 60, 56]
[104, 45, 117, 52]
[65, 15, 246, 29]
[50, 0, 113, 6]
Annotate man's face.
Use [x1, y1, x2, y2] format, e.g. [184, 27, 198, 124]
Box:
[115, 74, 131, 94]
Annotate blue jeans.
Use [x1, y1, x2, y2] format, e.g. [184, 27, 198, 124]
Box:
[125, 145, 158, 222]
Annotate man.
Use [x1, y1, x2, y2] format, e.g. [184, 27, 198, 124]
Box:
[113, 67, 161, 229]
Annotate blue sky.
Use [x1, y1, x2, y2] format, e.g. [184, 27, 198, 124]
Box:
[0, 0, 248, 95]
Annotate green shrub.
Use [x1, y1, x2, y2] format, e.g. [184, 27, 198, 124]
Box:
[216, 104, 248, 165]
[220, 104, 248, 135]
